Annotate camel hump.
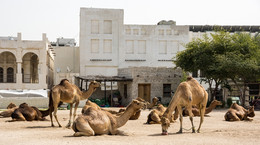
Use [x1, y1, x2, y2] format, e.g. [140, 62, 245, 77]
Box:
[186, 76, 193, 81]
[59, 79, 69, 85]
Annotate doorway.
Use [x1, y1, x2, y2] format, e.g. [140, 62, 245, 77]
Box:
[138, 84, 151, 102]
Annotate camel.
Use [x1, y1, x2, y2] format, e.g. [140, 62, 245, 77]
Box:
[161, 76, 208, 135]
[181, 100, 222, 117]
[72, 99, 144, 136]
[81, 100, 142, 120]
[10, 103, 49, 121]
[136, 97, 159, 109]
[0, 103, 18, 117]
[49, 79, 100, 128]
[224, 103, 255, 121]
[146, 104, 177, 124]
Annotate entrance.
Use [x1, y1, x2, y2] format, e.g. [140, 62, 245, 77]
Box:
[138, 84, 151, 102]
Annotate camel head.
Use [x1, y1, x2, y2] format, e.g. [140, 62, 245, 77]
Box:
[161, 116, 170, 135]
[7, 103, 16, 109]
[131, 99, 145, 111]
[89, 81, 101, 91]
[212, 100, 222, 106]
[59, 79, 69, 85]
[247, 106, 255, 117]
[19, 103, 29, 108]
[152, 97, 159, 105]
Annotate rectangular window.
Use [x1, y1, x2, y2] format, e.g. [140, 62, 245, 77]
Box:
[133, 29, 139, 35]
[138, 40, 146, 54]
[170, 41, 179, 54]
[125, 29, 131, 35]
[159, 29, 164, 35]
[103, 39, 112, 53]
[91, 20, 99, 34]
[166, 29, 172, 35]
[126, 40, 134, 54]
[163, 84, 171, 97]
[91, 39, 99, 53]
[104, 20, 112, 34]
[124, 84, 128, 98]
[200, 70, 205, 77]
[159, 40, 167, 54]
[192, 70, 198, 78]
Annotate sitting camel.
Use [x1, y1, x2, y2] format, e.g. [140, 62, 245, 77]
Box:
[81, 100, 142, 120]
[224, 103, 255, 121]
[146, 104, 177, 124]
[136, 97, 159, 110]
[0, 103, 18, 117]
[49, 79, 100, 128]
[181, 100, 222, 117]
[161, 76, 208, 135]
[10, 103, 49, 121]
[72, 99, 144, 136]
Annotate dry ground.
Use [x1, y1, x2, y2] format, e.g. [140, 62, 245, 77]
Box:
[0, 108, 259, 145]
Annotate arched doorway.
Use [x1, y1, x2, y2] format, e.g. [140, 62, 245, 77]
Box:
[0, 51, 17, 83]
[0, 67, 3, 82]
[22, 52, 39, 83]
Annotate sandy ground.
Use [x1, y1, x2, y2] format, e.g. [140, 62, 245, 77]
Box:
[0, 108, 259, 145]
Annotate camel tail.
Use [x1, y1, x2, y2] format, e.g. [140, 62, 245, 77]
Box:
[48, 90, 63, 110]
[40, 108, 50, 117]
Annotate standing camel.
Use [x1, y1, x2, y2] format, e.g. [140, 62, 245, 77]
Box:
[161, 76, 208, 135]
[49, 79, 100, 128]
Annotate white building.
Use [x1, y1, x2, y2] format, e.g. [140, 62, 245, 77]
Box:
[0, 33, 54, 90]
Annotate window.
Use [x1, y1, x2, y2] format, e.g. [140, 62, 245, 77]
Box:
[192, 70, 198, 78]
[159, 29, 164, 35]
[163, 84, 171, 97]
[133, 29, 139, 35]
[104, 20, 112, 34]
[103, 39, 112, 53]
[138, 40, 146, 54]
[200, 70, 205, 77]
[91, 20, 99, 34]
[0, 67, 3, 82]
[126, 40, 134, 54]
[159, 40, 167, 54]
[170, 41, 179, 54]
[91, 39, 99, 53]
[166, 29, 172, 35]
[7, 67, 14, 83]
[124, 84, 127, 98]
[125, 29, 131, 35]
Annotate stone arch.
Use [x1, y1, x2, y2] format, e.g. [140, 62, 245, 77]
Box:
[0, 51, 17, 83]
[22, 52, 39, 83]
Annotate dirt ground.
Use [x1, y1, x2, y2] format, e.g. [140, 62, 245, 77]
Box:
[0, 108, 259, 145]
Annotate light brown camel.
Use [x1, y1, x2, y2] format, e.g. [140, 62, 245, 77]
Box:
[72, 99, 144, 136]
[136, 97, 159, 109]
[181, 100, 222, 117]
[0, 103, 18, 117]
[146, 104, 177, 124]
[161, 76, 208, 135]
[9, 103, 49, 121]
[224, 103, 255, 121]
[49, 79, 100, 128]
[81, 100, 142, 120]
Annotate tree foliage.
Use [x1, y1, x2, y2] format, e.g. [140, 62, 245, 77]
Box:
[174, 30, 260, 105]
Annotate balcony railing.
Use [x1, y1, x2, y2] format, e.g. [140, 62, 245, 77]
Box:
[23, 74, 39, 83]
[0, 74, 16, 83]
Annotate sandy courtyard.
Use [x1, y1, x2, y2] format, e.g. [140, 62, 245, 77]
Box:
[0, 108, 259, 145]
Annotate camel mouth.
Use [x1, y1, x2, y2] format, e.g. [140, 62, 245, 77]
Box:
[162, 131, 168, 135]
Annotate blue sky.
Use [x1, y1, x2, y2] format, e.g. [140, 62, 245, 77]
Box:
[1, 0, 260, 43]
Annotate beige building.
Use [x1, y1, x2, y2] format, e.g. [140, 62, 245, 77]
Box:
[0, 33, 54, 90]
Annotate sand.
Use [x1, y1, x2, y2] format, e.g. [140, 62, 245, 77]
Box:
[0, 108, 259, 145]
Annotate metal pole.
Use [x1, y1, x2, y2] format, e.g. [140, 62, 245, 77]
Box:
[104, 81, 106, 106]
[111, 81, 113, 107]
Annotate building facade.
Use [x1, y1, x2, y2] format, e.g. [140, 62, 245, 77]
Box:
[0, 33, 54, 90]
[79, 8, 189, 105]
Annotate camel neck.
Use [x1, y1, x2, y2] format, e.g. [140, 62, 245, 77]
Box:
[162, 92, 180, 119]
[115, 104, 137, 128]
[205, 103, 218, 114]
[81, 87, 94, 100]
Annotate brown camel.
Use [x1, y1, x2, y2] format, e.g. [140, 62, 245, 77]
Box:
[72, 99, 144, 136]
[146, 104, 177, 124]
[9, 103, 49, 121]
[81, 100, 142, 120]
[136, 97, 159, 109]
[49, 79, 100, 128]
[0, 103, 18, 117]
[181, 100, 222, 117]
[161, 76, 208, 135]
[224, 103, 255, 121]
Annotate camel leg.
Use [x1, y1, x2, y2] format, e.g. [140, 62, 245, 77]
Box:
[187, 105, 195, 133]
[197, 104, 206, 133]
[53, 104, 62, 127]
[66, 103, 74, 128]
[49, 107, 54, 127]
[73, 117, 95, 137]
[177, 105, 183, 134]
[73, 102, 79, 122]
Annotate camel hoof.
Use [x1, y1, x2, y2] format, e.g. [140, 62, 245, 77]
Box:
[197, 130, 200, 133]
[161, 132, 168, 135]
[73, 133, 81, 137]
